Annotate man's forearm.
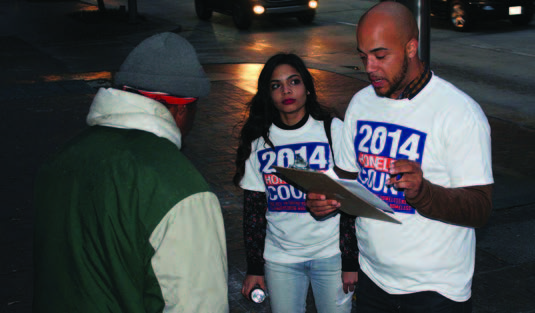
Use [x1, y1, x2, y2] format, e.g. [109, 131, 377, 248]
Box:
[406, 179, 493, 228]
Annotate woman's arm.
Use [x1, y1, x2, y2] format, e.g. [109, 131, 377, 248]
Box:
[340, 212, 359, 293]
[340, 212, 359, 272]
[243, 189, 268, 275]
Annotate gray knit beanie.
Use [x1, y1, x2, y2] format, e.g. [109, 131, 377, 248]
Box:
[115, 32, 210, 97]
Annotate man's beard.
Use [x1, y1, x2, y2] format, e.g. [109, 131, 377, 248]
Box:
[374, 55, 409, 98]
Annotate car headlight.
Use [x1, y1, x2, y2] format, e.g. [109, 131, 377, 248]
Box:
[253, 5, 265, 15]
[309, 0, 318, 9]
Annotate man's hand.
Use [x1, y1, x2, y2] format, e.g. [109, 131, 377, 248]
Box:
[387, 159, 424, 199]
[342, 271, 358, 294]
[306, 192, 340, 217]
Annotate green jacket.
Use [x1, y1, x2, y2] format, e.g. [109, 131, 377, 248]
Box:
[33, 88, 228, 313]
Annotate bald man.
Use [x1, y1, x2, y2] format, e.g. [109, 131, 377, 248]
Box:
[307, 2, 493, 312]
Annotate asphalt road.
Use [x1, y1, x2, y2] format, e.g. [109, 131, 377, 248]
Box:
[5, 0, 535, 128]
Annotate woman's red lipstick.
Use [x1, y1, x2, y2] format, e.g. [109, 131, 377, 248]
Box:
[283, 98, 296, 105]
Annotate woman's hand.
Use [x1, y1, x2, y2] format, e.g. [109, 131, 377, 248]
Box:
[306, 192, 340, 217]
[241, 275, 266, 300]
[342, 271, 358, 294]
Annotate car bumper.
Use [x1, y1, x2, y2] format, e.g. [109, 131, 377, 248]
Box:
[469, 0, 533, 18]
[263, 4, 312, 14]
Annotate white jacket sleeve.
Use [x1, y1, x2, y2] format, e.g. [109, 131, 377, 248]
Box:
[149, 192, 229, 313]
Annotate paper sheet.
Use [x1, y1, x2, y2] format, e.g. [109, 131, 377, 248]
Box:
[273, 166, 401, 224]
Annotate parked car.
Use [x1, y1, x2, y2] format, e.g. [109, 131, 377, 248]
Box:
[430, 0, 534, 31]
[194, 0, 318, 29]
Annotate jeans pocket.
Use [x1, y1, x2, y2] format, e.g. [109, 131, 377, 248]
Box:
[337, 288, 354, 306]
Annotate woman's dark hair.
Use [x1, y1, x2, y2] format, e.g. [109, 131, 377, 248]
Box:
[233, 53, 332, 187]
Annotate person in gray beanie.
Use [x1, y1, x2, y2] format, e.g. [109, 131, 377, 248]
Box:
[33, 32, 229, 313]
[115, 31, 210, 98]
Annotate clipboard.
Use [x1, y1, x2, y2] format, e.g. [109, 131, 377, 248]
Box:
[273, 166, 401, 224]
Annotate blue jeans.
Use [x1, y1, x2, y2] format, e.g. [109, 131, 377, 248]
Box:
[356, 270, 472, 313]
[264, 254, 353, 313]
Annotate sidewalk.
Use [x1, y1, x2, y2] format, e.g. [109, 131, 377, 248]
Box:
[2, 1, 535, 312]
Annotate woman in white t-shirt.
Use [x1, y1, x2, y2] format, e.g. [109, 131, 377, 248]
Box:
[233, 53, 357, 313]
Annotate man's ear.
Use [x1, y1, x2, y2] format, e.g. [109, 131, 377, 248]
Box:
[176, 105, 188, 115]
[168, 105, 188, 117]
[406, 38, 419, 59]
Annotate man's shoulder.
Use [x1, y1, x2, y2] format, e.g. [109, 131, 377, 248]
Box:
[427, 74, 474, 102]
[353, 84, 375, 98]
[343, 85, 380, 119]
[425, 75, 490, 128]
[114, 129, 211, 199]
[347, 85, 376, 108]
[83, 127, 183, 166]
[50, 126, 203, 184]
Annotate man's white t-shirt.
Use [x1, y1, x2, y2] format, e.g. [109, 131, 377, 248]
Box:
[337, 74, 493, 301]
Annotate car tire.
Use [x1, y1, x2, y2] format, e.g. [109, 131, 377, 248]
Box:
[233, 2, 252, 29]
[449, 0, 472, 31]
[297, 10, 316, 24]
[510, 4, 534, 26]
[195, 0, 212, 20]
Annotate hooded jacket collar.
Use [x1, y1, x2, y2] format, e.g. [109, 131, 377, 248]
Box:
[86, 88, 182, 150]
